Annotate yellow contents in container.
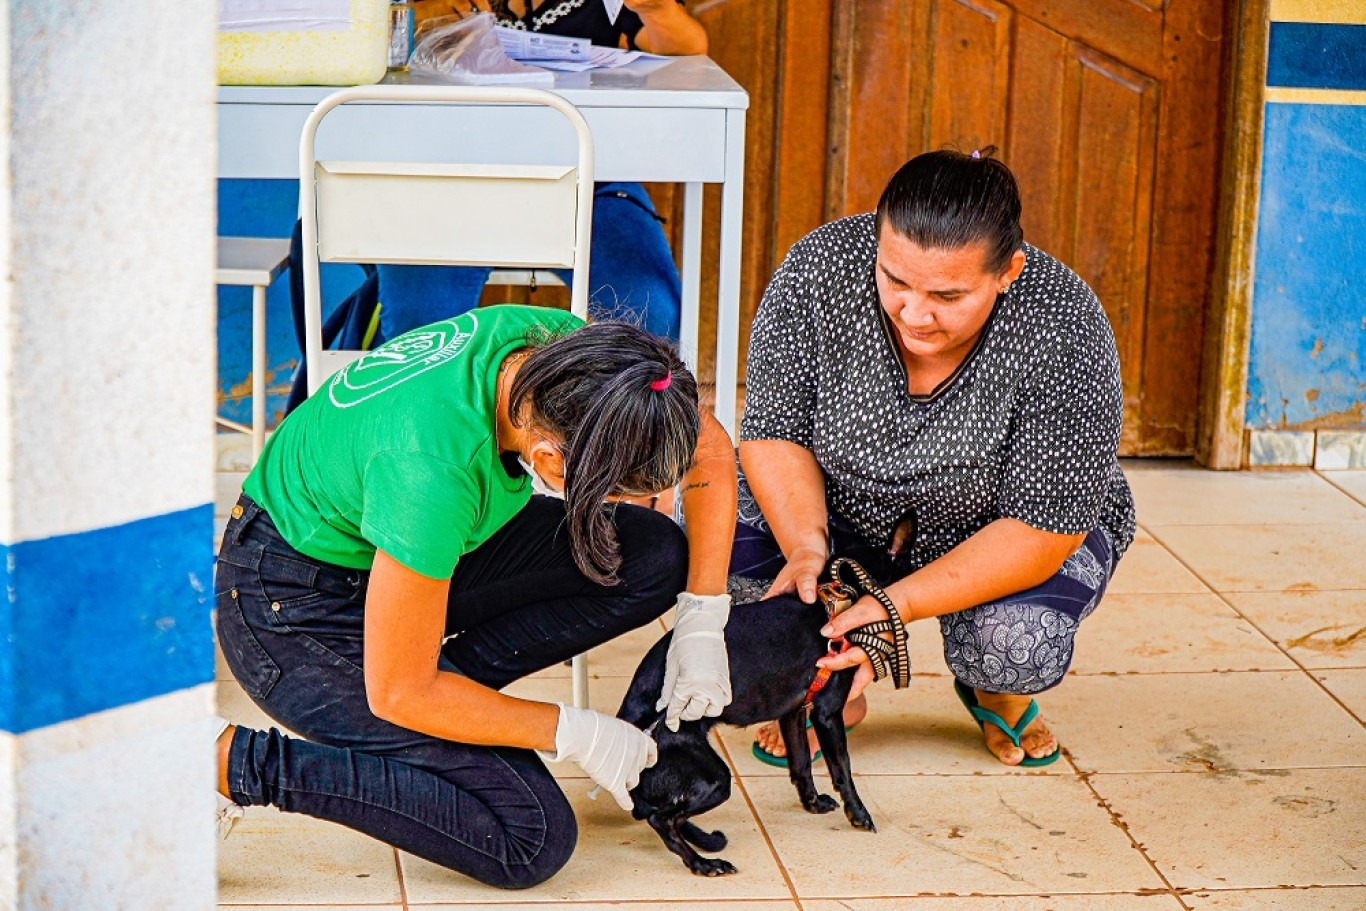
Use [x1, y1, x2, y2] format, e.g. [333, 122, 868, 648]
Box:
[218, 0, 390, 87]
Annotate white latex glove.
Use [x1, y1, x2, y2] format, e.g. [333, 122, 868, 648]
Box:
[655, 592, 732, 731]
[537, 703, 658, 811]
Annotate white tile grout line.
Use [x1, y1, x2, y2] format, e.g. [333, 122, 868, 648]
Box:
[1136, 527, 1366, 728]
[1063, 755, 1194, 911]
[710, 732, 808, 910]
[394, 845, 410, 911]
[1317, 468, 1366, 509]
[1182, 884, 1366, 898]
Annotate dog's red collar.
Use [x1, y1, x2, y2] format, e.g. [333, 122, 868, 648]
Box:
[803, 580, 858, 708]
[802, 666, 832, 708]
[802, 641, 847, 707]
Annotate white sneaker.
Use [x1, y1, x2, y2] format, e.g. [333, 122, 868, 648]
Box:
[214, 717, 245, 840]
[217, 793, 245, 840]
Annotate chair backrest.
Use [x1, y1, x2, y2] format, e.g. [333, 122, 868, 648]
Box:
[299, 85, 595, 395]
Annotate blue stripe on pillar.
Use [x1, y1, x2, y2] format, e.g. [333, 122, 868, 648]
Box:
[0, 505, 215, 734]
[1268, 22, 1366, 90]
[216, 178, 367, 427]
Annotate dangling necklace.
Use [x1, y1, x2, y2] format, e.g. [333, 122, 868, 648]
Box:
[489, 0, 539, 28]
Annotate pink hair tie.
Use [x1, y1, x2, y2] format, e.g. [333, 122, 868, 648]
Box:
[650, 371, 672, 392]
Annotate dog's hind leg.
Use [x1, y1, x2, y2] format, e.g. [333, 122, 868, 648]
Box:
[646, 760, 736, 876]
[778, 707, 838, 814]
[635, 737, 736, 875]
[810, 680, 875, 832]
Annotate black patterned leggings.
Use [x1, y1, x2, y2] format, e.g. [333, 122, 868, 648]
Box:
[728, 519, 1117, 696]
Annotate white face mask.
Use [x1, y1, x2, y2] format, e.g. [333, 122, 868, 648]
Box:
[517, 455, 565, 500]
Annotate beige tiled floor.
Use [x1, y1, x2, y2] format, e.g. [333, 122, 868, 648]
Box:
[215, 461, 1366, 910]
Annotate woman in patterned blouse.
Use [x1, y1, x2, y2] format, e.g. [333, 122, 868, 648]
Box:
[738, 149, 1136, 768]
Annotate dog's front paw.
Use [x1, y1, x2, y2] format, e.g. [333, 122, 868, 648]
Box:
[688, 856, 738, 877]
[844, 802, 876, 832]
[803, 793, 839, 814]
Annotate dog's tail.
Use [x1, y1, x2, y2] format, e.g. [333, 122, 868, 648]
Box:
[680, 821, 727, 852]
[616, 631, 673, 729]
[632, 794, 729, 852]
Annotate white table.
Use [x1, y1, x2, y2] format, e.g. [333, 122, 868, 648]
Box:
[215, 236, 292, 459]
[217, 56, 749, 436]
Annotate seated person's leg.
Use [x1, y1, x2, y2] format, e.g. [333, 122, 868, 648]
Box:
[375, 264, 492, 343]
[557, 182, 682, 341]
[442, 496, 688, 688]
[726, 485, 787, 604]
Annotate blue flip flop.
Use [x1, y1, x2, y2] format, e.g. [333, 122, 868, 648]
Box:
[750, 720, 859, 769]
[953, 679, 1060, 767]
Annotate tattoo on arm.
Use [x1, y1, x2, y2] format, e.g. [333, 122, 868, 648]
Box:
[681, 481, 711, 494]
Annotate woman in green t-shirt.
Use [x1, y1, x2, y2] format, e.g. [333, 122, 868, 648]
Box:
[213, 309, 737, 888]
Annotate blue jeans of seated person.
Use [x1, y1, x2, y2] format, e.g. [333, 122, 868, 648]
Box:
[376, 182, 682, 343]
[728, 515, 1118, 697]
[215, 494, 687, 889]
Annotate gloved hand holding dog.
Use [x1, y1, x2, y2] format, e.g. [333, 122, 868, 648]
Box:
[656, 592, 732, 731]
[538, 703, 658, 811]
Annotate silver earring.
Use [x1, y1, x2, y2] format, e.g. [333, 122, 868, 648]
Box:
[999, 284, 1011, 294]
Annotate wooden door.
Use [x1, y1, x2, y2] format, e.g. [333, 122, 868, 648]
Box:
[671, 0, 1226, 456]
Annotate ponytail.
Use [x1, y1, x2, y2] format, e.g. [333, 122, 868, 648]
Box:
[509, 322, 700, 586]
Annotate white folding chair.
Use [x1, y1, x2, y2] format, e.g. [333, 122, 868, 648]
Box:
[298, 85, 597, 708]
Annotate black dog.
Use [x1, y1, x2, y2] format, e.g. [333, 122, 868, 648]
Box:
[616, 593, 870, 875]
[616, 512, 916, 876]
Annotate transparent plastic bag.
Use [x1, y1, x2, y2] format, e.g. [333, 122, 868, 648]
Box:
[408, 13, 553, 85]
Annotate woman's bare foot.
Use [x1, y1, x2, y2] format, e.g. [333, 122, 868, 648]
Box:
[217, 724, 235, 799]
[753, 693, 868, 760]
[973, 690, 1057, 765]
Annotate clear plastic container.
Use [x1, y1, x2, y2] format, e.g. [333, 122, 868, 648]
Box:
[218, 0, 390, 87]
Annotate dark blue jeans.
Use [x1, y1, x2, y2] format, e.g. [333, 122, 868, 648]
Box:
[215, 495, 687, 889]
[375, 182, 682, 343]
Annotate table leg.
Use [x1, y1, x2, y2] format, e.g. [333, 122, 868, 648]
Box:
[571, 653, 589, 709]
[714, 109, 746, 439]
[680, 182, 703, 371]
[252, 284, 268, 458]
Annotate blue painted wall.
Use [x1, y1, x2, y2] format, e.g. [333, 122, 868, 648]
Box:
[1246, 16, 1366, 430]
[1267, 22, 1366, 91]
[1247, 102, 1366, 428]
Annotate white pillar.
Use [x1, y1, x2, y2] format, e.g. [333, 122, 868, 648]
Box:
[0, 2, 218, 908]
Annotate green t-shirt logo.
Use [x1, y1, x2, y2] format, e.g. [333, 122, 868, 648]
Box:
[328, 315, 477, 408]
